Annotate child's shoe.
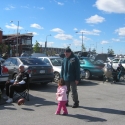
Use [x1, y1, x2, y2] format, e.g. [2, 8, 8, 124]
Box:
[62, 112, 68, 115]
[55, 112, 60, 115]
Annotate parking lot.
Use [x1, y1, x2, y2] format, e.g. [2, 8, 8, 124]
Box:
[0, 79, 125, 125]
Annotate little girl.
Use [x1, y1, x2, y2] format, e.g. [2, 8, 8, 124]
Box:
[55, 79, 68, 115]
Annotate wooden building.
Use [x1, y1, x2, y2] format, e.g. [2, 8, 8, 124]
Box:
[0, 30, 33, 56]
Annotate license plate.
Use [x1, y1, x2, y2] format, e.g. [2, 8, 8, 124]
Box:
[40, 70, 45, 73]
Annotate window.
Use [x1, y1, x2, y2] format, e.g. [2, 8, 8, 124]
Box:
[112, 59, 119, 63]
[50, 58, 63, 66]
[10, 59, 18, 66]
[4, 58, 11, 66]
[20, 58, 46, 65]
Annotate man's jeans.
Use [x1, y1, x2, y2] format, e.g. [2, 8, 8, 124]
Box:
[65, 81, 79, 103]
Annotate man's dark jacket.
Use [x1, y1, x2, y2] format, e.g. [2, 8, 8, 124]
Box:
[61, 52, 80, 81]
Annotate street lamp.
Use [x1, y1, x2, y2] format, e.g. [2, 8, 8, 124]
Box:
[76, 31, 84, 52]
[10, 21, 19, 56]
[45, 34, 51, 55]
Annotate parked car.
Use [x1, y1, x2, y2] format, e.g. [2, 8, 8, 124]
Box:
[80, 57, 105, 79]
[38, 57, 85, 83]
[3, 57, 54, 85]
[111, 58, 125, 69]
[0, 61, 9, 90]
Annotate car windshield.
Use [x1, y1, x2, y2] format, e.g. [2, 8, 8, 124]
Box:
[80, 58, 104, 65]
[20, 58, 46, 65]
[50, 58, 63, 66]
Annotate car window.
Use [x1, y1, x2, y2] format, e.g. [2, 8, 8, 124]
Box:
[10, 58, 18, 66]
[50, 58, 62, 66]
[120, 59, 125, 63]
[112, 59, 119, 63]
[79, 60, 85, 64]
[20, 58, 46, 65]
[4, 58, 11, 66]
[44, 58, 50, 64]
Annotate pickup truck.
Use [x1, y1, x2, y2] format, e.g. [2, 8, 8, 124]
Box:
[0, 62, 9, 91]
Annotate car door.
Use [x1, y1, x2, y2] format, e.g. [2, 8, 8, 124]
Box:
[10, 58, 19, 76]
[120, 58, 125, 68]
[112, 58, 120, 69]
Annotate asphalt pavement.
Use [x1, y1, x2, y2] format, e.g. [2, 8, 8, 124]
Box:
[0, 78, 125, 125]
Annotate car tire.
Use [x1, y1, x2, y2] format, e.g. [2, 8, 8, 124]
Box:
[54, 72, 60, 83]
[85, 70, 91, 79]
[40, 82, 49, 86]
[119, 75, 125, 82]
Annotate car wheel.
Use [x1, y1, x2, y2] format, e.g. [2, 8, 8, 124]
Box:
[85, 70, 91, 79]
[41, 82, 48, 86]
[119, 75, 125, 82]
[54, 72, 60, 83]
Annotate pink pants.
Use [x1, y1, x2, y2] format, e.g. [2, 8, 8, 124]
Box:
[55, 101, 68, 114]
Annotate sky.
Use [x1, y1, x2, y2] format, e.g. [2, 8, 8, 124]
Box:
[0, 0, 125, 54]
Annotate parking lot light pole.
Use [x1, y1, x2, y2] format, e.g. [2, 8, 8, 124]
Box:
[10, 21, 19, 56]
[76, 31, 84, 52]
[45, 34, 51, 55]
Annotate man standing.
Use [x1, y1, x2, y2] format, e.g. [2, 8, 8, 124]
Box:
[60, 47, 80, 108]
[5, 64, 29, 103]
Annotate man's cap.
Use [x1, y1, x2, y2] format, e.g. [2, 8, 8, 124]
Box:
[65, 47, 72, 53]
[19, 64, 24, 68]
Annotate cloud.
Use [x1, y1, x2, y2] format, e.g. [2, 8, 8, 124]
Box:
[38, 7, 44, 10]
[21, 6, 29, 9]
[32, 32, 38, 35]
[85, 14, 105, 24]
[95, 0, 125, 13]
[57, 2, 64, 5]
[51, 28, 64, 33]
[30, 23, 43, 29]
[115, 27, 125, 36]
[4, 5, 15, 10]
[73, 39, 82, 46]
[5, 24, 23, 30]
[77, 29, 101, 35]
[101, 40, 109, 44]
[54, 34, 73, 40]
[112, 38, 120, 42]
[73, 28, 78, 31]
[54, 0, 64, 5]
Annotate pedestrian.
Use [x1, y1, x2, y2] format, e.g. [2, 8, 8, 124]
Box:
[55, 79, 68, 115]
[4, 64, 29, 103]
[60, 47, 80, 108]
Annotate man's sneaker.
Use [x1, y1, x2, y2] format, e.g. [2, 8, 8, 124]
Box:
[2, 96, 9, 100]
[72, 101, 79, 108]
[6, 98, 13, 103]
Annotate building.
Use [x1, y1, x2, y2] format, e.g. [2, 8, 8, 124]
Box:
[0, 30, 33, 56]
[41, 47, 65, 55]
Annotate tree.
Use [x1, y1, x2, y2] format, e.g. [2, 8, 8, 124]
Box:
[107, 48, 114, 55]
[33, 41, 41, 53]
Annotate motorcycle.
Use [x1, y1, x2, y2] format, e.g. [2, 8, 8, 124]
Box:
[103, 63, 125, 83]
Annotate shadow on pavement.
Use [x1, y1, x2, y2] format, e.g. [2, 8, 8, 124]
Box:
[29, 82, 57, 93]
[79, 80, 99, 86]
[24, 94, 57, 108]
[81, 106, 125, 115]
[66, 114, 107, 122]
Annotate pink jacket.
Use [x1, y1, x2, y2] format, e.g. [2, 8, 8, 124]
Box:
[56, 85, 67, 101]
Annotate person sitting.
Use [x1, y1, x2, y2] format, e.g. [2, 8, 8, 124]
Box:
[5, 64, 29, 103]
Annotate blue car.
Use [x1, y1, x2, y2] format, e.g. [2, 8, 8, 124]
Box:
[80, 57, 105, 79]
